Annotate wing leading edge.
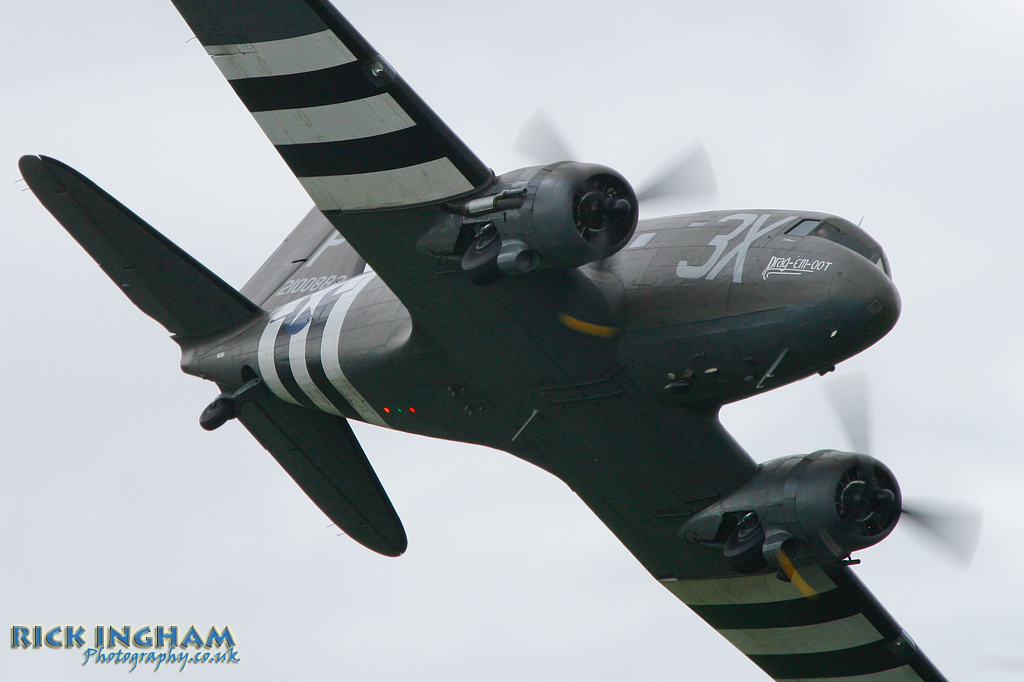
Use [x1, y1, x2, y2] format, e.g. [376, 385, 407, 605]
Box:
[170, 0, 492, 212]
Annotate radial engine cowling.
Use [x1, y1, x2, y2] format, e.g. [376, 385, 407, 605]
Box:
[679, 450, 902, 574]
[450, 162, 639, 283]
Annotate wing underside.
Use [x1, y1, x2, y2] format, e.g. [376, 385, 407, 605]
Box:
[664, 564, 947, 681]
[170, 0, 491, 212]
[535, 405, 948, 681]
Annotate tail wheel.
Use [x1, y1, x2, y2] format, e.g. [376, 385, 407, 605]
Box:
[200, 396, 236, 431]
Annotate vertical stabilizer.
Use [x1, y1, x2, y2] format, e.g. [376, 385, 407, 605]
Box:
[241, 207, 367, 310]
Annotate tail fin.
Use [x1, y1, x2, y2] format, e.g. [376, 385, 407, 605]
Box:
[240, 206, 367, 310]
[20, 155, 261, 338]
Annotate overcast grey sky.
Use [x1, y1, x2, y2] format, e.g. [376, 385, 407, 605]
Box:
[3, 1, 1023, 680]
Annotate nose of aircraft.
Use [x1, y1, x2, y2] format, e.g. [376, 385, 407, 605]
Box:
[829, 250, 901, 352]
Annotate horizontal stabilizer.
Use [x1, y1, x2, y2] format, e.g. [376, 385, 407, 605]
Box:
[235, 390, 407, 557]
[20, 155, 261, 338]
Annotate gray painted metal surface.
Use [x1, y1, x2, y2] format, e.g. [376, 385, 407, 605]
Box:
[19, 2, 947, 680]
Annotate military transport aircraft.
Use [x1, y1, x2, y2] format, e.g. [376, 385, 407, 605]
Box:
[20, 1, 955, 680]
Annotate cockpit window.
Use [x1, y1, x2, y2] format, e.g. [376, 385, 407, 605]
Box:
[787, 219, 824, 237]
[834, 231, 880, 264]
[786, 218, 882, 268]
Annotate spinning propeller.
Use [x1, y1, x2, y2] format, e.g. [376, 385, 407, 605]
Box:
[825, 373, 982, 564]
[515, 111, 718, 336]
[515, 110, 718, 205]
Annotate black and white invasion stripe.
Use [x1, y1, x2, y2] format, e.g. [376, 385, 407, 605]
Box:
[258, 273, 387, 427]
[172, 0, 491, 211]
[662, 564, 948, 682]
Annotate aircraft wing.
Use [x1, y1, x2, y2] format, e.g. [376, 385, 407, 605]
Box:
[170, 0, 491, 212]
[169, 0, 504, 338]
[664, 563, 947, 681]
[529, 402, 948, 681]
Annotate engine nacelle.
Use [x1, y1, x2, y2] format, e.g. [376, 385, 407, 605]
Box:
[679, 450, 902, 573]
[445, 162, 639, 283]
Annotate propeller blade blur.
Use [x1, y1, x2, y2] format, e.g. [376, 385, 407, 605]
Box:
[825, 373, 871, 455]
[901, 502, 982, 565]
[515, 110, 576, 163]
[635, 142, 718, 203]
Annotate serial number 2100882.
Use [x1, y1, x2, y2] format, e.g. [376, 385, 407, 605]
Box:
[274, 274, 347, 297]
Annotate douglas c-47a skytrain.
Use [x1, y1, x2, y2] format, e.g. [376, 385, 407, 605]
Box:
[21, 1, 959, 680]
